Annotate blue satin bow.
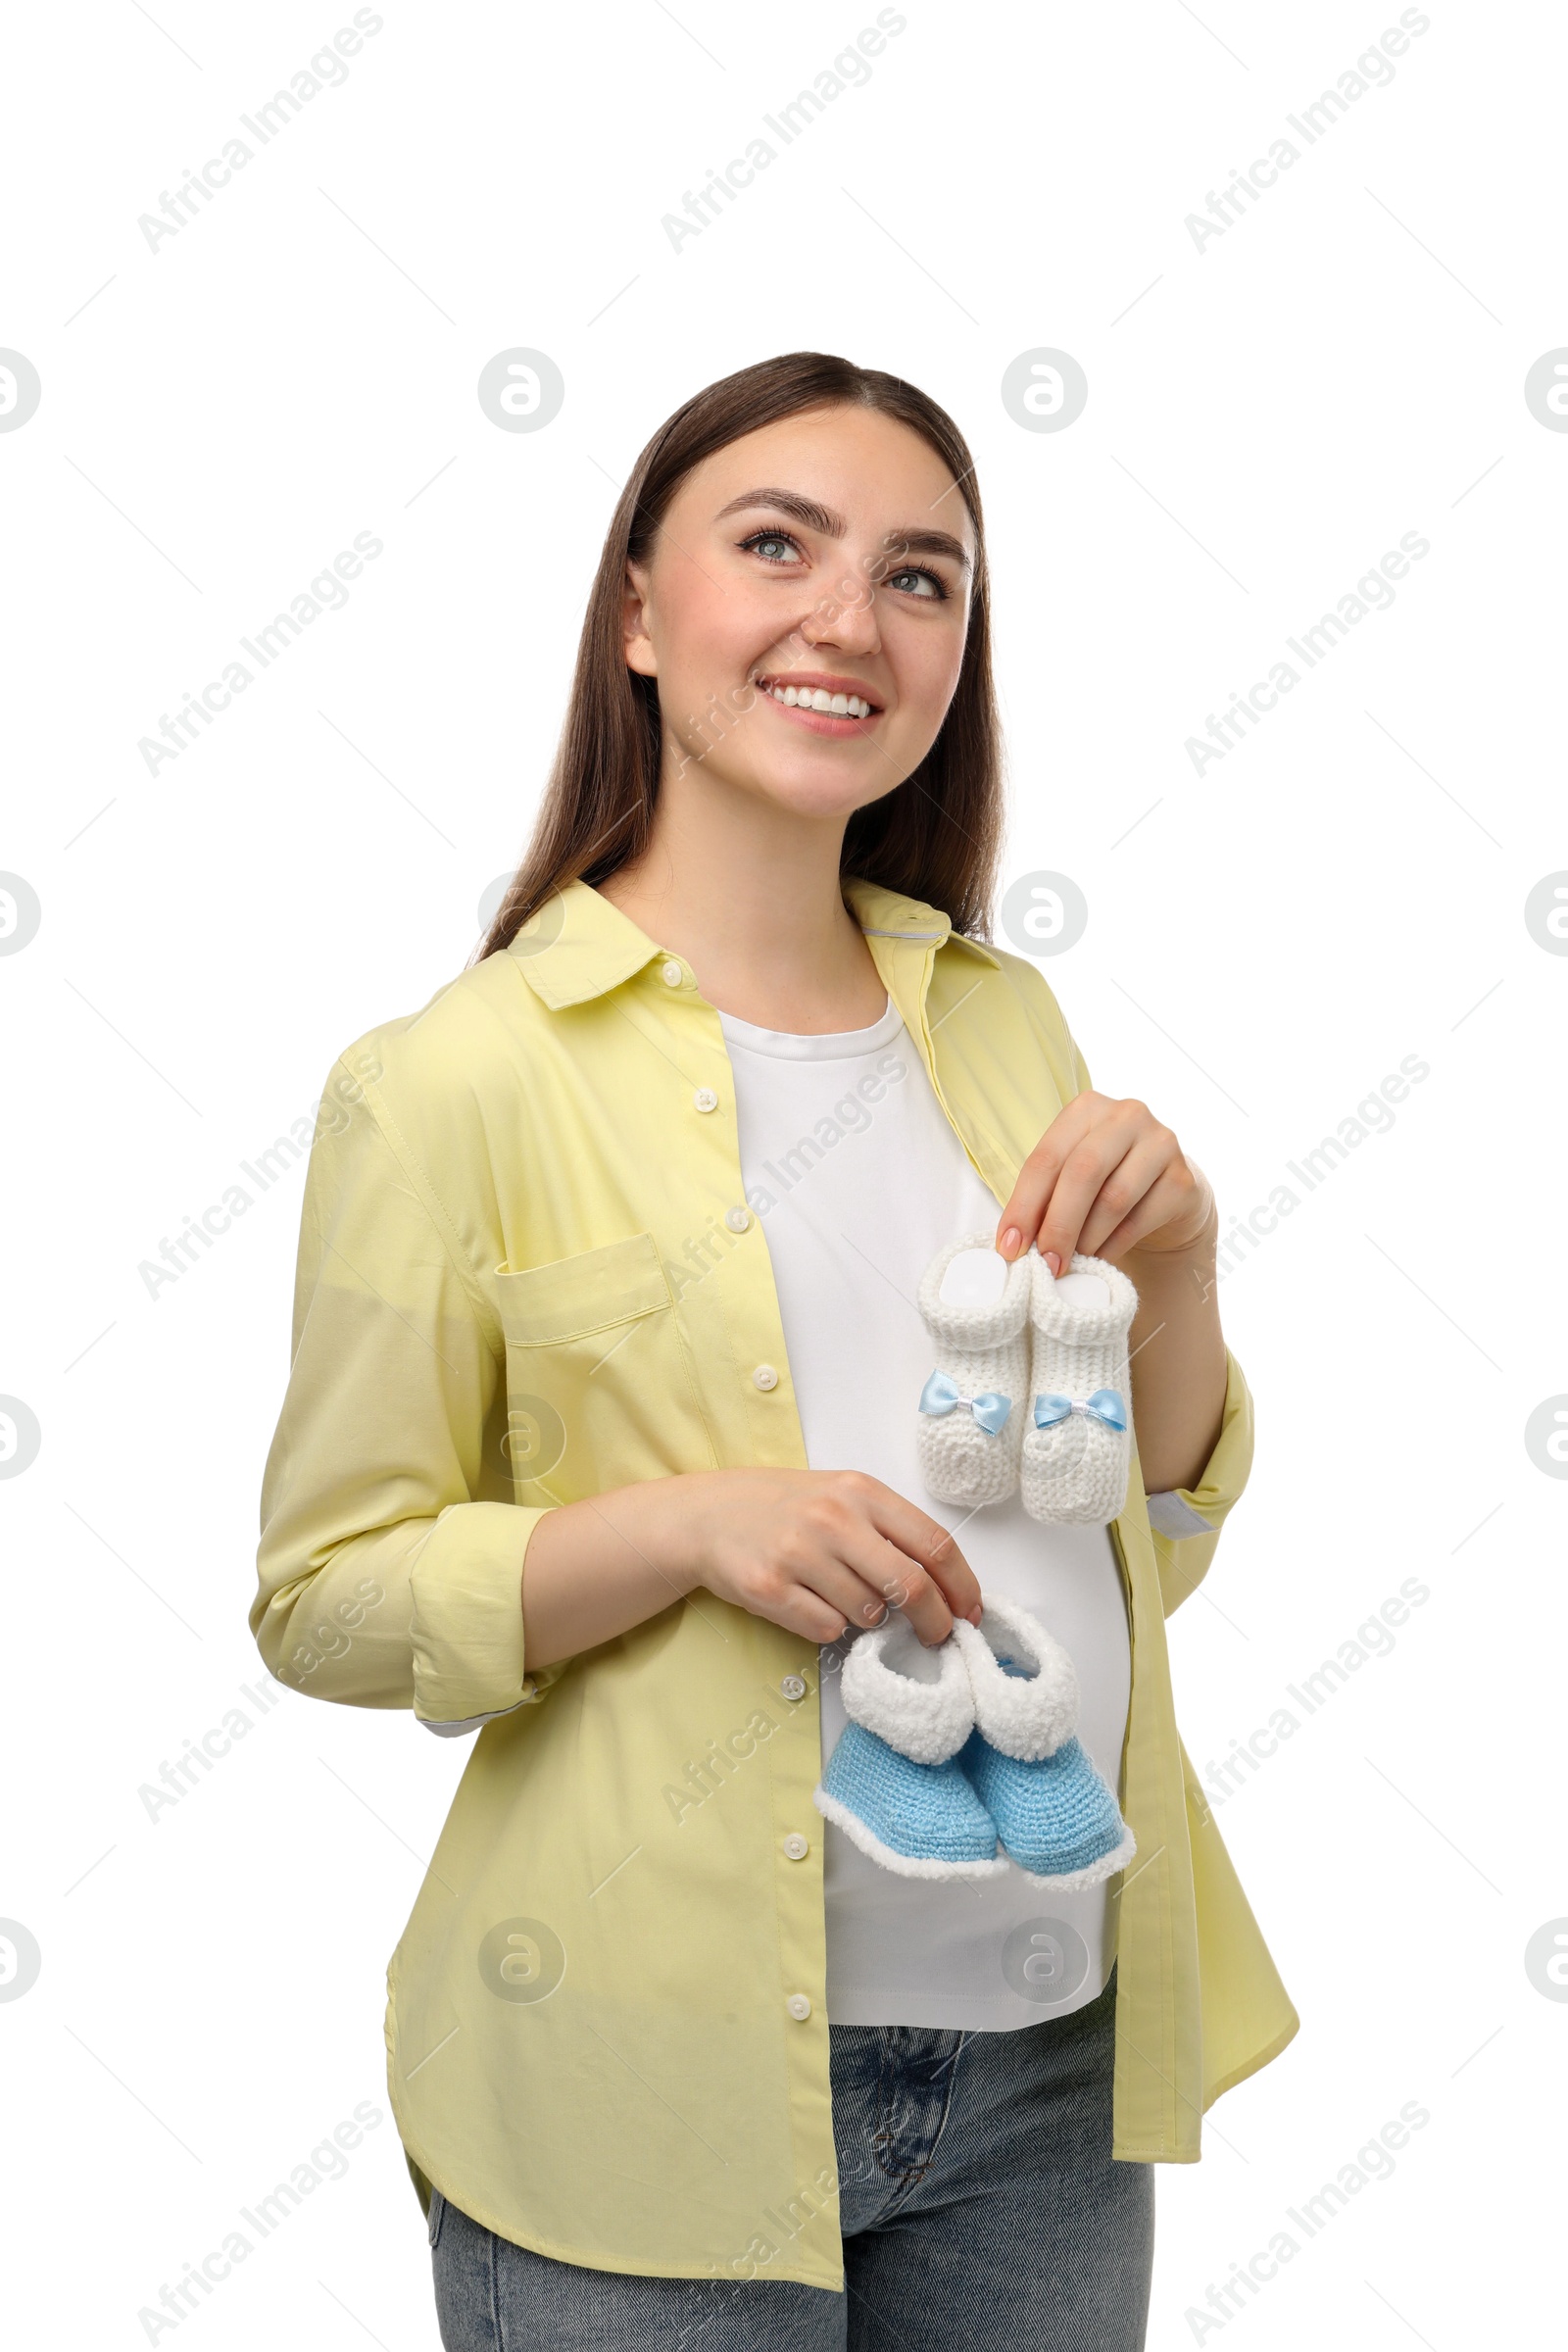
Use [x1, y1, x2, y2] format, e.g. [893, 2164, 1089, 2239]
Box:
[1032, 1388, 1127, 1433]
[919, 1370, 1013, 1436]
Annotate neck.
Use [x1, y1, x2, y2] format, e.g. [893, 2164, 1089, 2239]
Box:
[598, 764, 887, 1033]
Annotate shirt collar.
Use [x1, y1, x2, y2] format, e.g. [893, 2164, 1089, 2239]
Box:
[510, 875, 998, 1011]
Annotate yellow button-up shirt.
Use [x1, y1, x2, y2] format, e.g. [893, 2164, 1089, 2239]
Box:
[252, 875, 1297, 2292]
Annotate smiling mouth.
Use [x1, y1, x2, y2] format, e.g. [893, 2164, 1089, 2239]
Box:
[751, 671, 883, 724]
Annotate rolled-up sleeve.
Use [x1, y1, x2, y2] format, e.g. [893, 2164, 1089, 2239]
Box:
[1146, 1345, 1254, 1617]
[1059, 1019, 1255, 1619]
[250, 1057, 557, 1724]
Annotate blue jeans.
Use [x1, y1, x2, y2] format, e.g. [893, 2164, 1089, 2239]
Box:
[428, 1968, 1152, 2349]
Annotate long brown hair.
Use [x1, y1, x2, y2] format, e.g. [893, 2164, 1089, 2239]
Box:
[476, 352, 1003, 960]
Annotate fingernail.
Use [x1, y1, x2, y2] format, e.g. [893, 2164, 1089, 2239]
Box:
[1043, 1250, 1060, 1277]
[1000, 1226, 1021, 1258]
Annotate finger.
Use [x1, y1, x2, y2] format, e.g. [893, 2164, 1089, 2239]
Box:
[853, 1484, 984, 1634]
[880, 1568, 956, 1647]
[815, 1508, 961, 1643]
[1073, 1131, 1174, 1259]
[760, 1582, 868, 1646]
[1001, 1098, 1153, 1263]
[791, 1543, 914, 1642]
[896, 1531, 980, 1640]
[1093, 1163, 1203, 1262]
[1035, 1122, 1150, 1276]
[758, 1481, 930, 1636]
[993, 1094, 1104, 1259]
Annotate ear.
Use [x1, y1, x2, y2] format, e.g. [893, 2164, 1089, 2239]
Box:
[622, 560, 657, 679]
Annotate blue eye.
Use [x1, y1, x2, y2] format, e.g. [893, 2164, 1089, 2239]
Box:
[886, 566, 945, 600]
[740, 530, 805, 564]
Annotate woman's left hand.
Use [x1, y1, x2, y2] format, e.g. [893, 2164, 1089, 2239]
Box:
[995, 1091, 1217, 1274]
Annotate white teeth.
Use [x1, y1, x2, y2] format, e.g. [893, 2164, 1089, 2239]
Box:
[760, 680, 873, 718]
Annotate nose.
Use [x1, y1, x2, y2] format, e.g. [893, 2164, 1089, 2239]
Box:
[797, 563, 883, 657]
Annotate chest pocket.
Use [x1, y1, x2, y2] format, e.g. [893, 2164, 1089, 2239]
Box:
[493, 1231, 717, 1503]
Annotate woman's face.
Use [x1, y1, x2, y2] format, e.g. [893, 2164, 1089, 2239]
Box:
[623, 404, 976, 823]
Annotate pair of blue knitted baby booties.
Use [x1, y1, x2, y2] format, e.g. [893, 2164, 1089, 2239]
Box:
[813, 1592, 1135, 1887]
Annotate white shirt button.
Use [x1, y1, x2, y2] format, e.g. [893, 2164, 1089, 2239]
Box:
[724, 1206, 750, 1233]
[693, 1088, 718, 1112]
[786, 1993, 812, 2022]
[661, 958, 684, 987]
[752, 1363, 778, 1391]
[782, 1833, 808, 1861]
[779, 1674, 807, 1701]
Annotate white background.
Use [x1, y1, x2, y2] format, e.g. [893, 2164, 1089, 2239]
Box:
[2, 1, 1564, 2344]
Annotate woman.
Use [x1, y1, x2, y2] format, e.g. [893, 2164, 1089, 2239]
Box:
[252, 351, 1297, 2350]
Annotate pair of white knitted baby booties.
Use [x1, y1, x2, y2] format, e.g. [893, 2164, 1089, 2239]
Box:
[915, 1237, 1138, 1524]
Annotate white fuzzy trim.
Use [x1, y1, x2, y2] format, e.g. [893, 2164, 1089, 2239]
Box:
[840, 1614, 975, 1764]
[1011, 1823, 1138, 1892]
[952, 1593, 1079, 1760]
[812, 1783, 1007, 1880]
[917, 1232, 1034, 1350]
[1029, 1250, 1139, 1346]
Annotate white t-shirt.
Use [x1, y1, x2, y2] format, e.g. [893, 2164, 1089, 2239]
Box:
[717, 995, 1133, 2033]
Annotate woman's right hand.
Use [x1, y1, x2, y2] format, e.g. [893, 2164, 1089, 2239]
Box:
[656, 1466, 982, 1647]
[521, 1465, 983, 1672]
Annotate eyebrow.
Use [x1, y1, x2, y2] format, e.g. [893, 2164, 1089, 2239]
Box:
[711, 486, 973, 574]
